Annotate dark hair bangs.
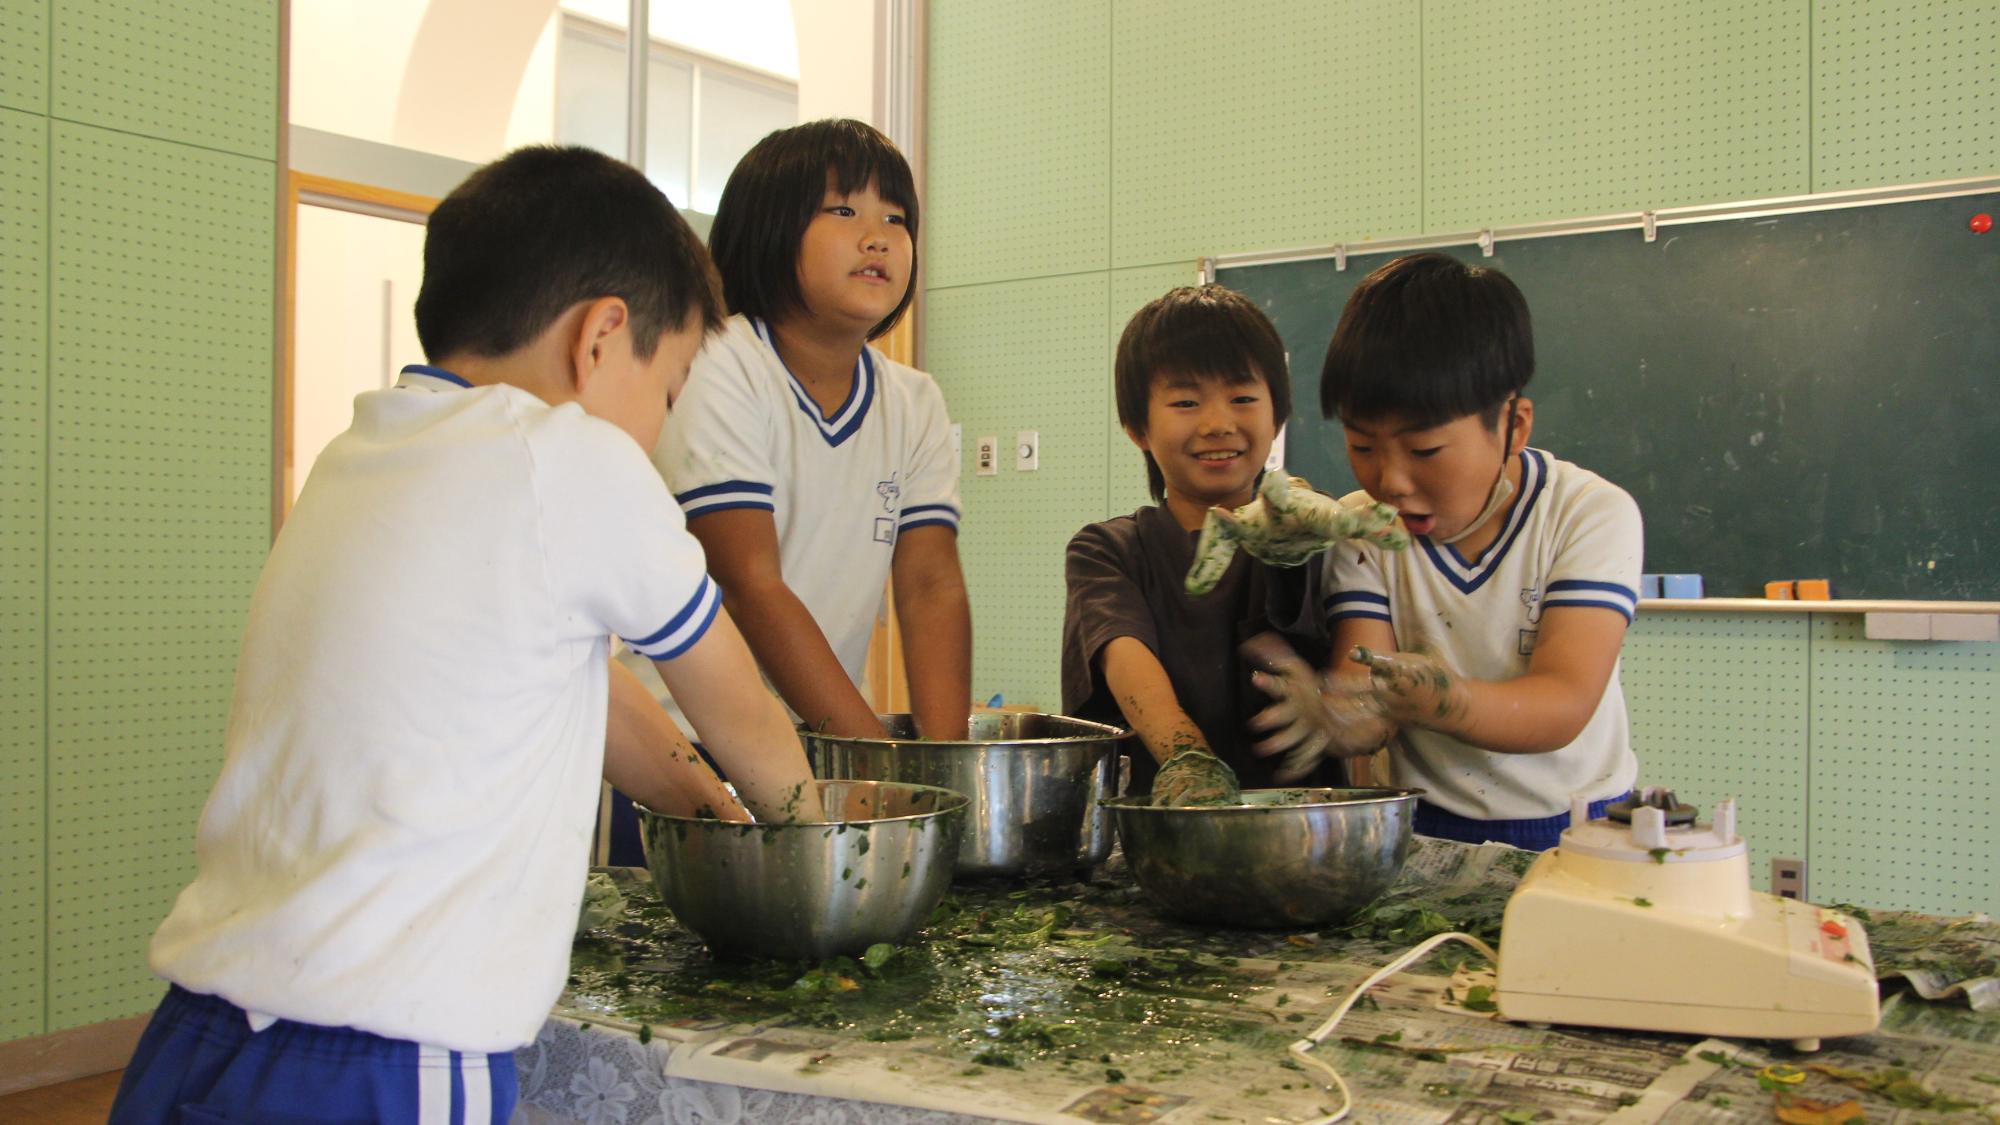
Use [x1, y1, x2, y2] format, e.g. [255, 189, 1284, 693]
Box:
[708, 118, 919, 341]
[1114, 285, 1292, 500]
[1320, 252, 1532, 429]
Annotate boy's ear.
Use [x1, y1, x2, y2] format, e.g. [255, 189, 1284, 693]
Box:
[1507, 396, 1534, 455]
[568, 296, 632, 394]
[1122, 424, 1150, 453]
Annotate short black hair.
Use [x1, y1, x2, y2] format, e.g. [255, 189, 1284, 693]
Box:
[707, 118, 919, 340]
[1320, 252, 1533, 430]
[1115, 285, 1292, 501]
[415, 145, 721, 362]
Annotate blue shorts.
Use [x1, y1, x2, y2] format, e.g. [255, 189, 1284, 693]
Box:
[109, 985, 516, 1125]
[1414, 791, 1633, 853]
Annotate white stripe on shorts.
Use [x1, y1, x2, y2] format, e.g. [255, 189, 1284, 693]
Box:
[417, 1043, 452, 1124]
[462, 1051, 493, 1124]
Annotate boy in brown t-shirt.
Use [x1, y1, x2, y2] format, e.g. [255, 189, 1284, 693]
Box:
[1061, 286, 1339, 799]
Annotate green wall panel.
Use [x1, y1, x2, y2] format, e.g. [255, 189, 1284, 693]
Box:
[926, 0, 1109, 289]
[1622, 612, 1810, 895]
[1104, 263, 1201, 520]
[52, 0, 277, 159]
[0, 106, 47, 1044]
[1808, 616, 2000, 914]
[1814, 0, 2000, 189]
[1110, 0, 1421, 267]
[47, 121, 271, 1030]
[1423, 0, 1810, 230]
[0, 0, 48, 114]
[928, 273, 1111, 710]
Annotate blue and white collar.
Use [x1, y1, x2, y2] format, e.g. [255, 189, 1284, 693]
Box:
[1417, 448, 1549, 593]
[396, 364, 472, 391]
[752, 319, 875, 447]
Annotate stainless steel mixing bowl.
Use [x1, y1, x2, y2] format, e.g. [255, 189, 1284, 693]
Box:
[804, 712, 1130, 878]
[1106, 787, 1422, 927]
[637, 780, 967, 959]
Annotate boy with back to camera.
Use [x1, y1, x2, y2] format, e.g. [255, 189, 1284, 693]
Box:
[1250, 252, 1640, 852]
[110, 146, 823, 1124]
[1062, 286, 1394, 804]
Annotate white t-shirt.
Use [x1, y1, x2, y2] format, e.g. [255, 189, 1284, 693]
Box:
[1325, 449, 1642, 821]
[641, 315, 960, 722]
[149, 366, 717, 1053]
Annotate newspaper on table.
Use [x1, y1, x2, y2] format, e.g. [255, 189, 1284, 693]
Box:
[519, 839, 2000, 1125]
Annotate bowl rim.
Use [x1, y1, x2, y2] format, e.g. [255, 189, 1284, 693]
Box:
[635, 778, 971, 828]
[1103, 786, 1426, 813]
[800, 711, 1134, 750]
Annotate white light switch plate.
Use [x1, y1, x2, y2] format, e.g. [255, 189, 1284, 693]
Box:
[1016, 430, 1040, 471]
[974, 435, 999, 477]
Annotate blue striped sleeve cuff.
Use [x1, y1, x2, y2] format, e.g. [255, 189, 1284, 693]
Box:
[676, 480, 775, 518]
[1544, 579, 1639, 622]
[1325, 590, 1392, 622]
[622, 576, 722, 660]
[897, 502, 961, 533]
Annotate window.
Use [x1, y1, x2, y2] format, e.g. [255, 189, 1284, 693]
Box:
[555, 10, 798, 214]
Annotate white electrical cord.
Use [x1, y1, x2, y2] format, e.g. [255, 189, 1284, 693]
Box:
[1286, 931, 1502, 1125]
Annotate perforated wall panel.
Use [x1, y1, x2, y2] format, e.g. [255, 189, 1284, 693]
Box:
[1422, 0, 1809, 231]
[1814, 0, 2000, 189]
[925, 0, 1109, 289]
[52, 0, 276, 159]
[0, 0, 47, 114]
[47, 121, 272, 1030]
[1104, 264, 1202, 519]
[0, 106, 47, 1044]
[1621, 612, 1809, 894]
[1808, 617, 1999, 914]
[927, 273, 1110, 710]
[1110, 0, 1421, 267]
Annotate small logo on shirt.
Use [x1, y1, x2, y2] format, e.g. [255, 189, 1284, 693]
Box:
[876, 473, 901, 513]
[1521, 585, 1544, 625]
[1518, 629, 1539, 656]
[874, 517, 895, 545]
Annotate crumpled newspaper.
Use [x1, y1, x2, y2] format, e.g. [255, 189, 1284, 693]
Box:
[578, 870, 628, 934]
[1185, 473, 1409, 595]
[1150, 750, 1242, 807]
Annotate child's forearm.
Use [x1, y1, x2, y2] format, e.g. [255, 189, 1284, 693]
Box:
[1100, 636, 1211, 765]
[1417, 672, 1598, 754]
[604, 658, 749, 821]
[892, 533, 972, 740]
[726, 579, 885, 738]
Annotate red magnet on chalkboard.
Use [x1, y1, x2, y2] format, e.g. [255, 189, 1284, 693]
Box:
[1972, 213, 1994, 234]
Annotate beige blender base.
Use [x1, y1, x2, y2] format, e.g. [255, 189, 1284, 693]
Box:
[1494, 792, 1880, 1049]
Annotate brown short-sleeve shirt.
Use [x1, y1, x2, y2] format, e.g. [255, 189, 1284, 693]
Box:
[1060, 504, 1338, 796]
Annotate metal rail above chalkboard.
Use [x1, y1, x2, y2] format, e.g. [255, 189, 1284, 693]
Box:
[1201, 174, 2000, 281]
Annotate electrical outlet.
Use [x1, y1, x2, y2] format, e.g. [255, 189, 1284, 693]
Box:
[1016, 430, 1040, 471]
[974, 435, 998, 477]
[1771, 857, 1807, 901]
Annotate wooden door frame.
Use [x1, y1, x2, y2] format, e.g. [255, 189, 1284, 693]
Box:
[277, 172, 437, 532]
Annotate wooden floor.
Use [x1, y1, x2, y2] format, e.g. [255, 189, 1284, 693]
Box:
[0, 1070, 121, 1125]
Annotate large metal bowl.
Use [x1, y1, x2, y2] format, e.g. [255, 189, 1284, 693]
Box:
[804, 712, 1130, 878]
[1107, 788, 1422, 928]
[637, 780, 967, 959]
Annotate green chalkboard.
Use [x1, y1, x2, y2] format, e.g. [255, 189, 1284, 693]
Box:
[1222, 191, 2000, 601]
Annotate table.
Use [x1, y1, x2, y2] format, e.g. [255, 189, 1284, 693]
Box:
[514, 839, 2000, 1125]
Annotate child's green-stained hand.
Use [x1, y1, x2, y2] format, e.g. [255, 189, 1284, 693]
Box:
[1185, 474, 1409, 595]
[1243, 633, 1390, 780]
[1350, 644, 1470, 729]
[1150, 750, 1242, 807]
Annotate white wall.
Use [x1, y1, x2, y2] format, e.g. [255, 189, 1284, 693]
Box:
[290, 207, 427, 503]
[791, 0, 878, 125]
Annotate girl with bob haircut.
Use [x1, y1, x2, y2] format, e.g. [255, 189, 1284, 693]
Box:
[607, 121, 971, 857]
